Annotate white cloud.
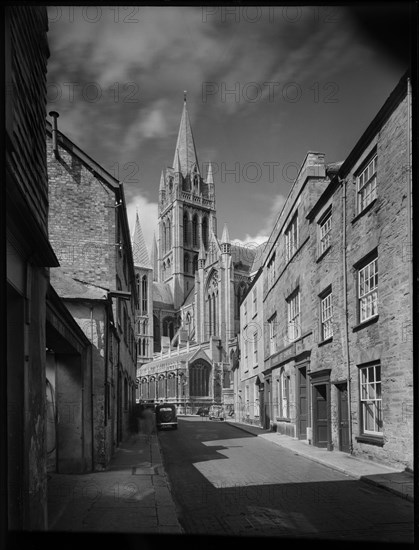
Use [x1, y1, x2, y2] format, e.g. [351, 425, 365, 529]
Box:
[126, 194, 159, 254]
[233, 192, 286, 246]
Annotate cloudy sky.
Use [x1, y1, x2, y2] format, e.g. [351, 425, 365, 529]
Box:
[46, 3, 412, 253]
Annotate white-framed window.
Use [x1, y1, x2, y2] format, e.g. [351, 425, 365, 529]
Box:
[359, 363, 382, 434]
[319, 209, 332, 255]
[358, 256, 378, 323]
[253, 332, 258, 366]
[285, 213, 298, 263]
[252, 287, 257, 317]
[357, 154, 377, 213]
[287, 289, 300, 342]
[321, 290, 333, 340]
[267, 253, 276, 287]
[268, 312, 278, 355]
[279, 369, 289, 418]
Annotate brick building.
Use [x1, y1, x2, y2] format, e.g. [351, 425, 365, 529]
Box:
[46, 116, 138, 470]
[243, 72, 413, 470]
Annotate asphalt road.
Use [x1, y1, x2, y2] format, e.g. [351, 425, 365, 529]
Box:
[158, 417, 414, 541]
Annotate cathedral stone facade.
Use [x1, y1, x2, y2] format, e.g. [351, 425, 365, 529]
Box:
[135, 96, 259, 413]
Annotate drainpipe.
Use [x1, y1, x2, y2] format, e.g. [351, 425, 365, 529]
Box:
[341, 177, 353, 454]
[90, 306, 94, 470]
[406, 77, 413, 360]
[49, 111, 60, 158]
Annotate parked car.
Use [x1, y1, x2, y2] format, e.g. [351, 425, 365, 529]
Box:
[209, 405, 225, 421]
[155, 403, 178, 430]
[197, 407, 209, 416]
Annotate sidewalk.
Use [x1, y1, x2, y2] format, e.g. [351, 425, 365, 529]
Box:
[226, 420, 414, 502]
[47, 433, 183, 534]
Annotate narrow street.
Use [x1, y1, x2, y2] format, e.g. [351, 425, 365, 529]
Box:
[158, 417, 414, 541]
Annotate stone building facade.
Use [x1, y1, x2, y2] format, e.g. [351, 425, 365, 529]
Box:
[46, 118, 138, 470]
[244, 72, 413, 470]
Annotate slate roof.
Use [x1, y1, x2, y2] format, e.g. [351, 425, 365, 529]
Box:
[50, 267, 107, 300]
[153, 281, 174, 307]
[132, 211, 151, 269]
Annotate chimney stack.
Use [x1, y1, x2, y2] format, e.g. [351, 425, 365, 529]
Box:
[49, 111, 60, 158]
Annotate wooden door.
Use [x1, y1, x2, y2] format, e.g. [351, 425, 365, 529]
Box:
[313, 384, 328, 448]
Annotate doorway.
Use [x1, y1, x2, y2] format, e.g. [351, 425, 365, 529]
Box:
[312, 383, 329, 448]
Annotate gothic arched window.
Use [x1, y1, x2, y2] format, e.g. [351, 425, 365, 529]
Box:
[192, 214, 198, 248]
[135, 274, 140, 311]
[192, 255, 198, 273]
[141, 275, 147, 314]
[202, 217, 208, 249]
[153, 315, 161, 353]
[184, 253, 189, 274]
[166, 218, 171, 250]
[183, 212, 189, 245]
[162, 221, 166, 253]
[189, 361, 211, 397]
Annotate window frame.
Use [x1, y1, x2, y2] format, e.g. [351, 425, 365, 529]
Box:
[285, 212, 299, 263]
[357, 153, 377, 214]
[359, 362, 382, 435]
[318, 207, 332, 256]
[268, 312, 278, 356]
[358, 256, 378, 323]
[320, 288, 333, 341]
[287, 288, 301, 342]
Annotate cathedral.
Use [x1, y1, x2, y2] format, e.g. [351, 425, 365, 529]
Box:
[132, 95, 262, 413]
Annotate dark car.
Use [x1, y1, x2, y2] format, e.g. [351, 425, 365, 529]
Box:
[197, 407, 209, 416]
[155, 403, 178, 430]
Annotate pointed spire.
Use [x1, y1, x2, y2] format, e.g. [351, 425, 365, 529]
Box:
[220, 223, 231, 255]
[159, 169, 165, 191]
[206, 162, 213, 185]
[132, 211, 151, 268]
[172, 92, 199, 178]
[198, 240, 206, 269]
[150, 232, 158, 281]
[221, 223, 230, 245]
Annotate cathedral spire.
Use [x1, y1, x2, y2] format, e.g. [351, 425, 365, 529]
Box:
[132, 210, 151, 268]
[172, 92, 199, 178]
[150, 231, 158, 281]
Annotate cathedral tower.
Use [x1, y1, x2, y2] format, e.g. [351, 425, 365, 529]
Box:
[158, 93, 217, 309]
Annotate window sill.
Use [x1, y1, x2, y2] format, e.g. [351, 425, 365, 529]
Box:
[276, 417, 291, 423]
[351, 198, 377, 224]
[352, 315, 379, 332]
[318, 336, 333, 347]
[316, 245, 332, 263]
[356, 434, 384, 447]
